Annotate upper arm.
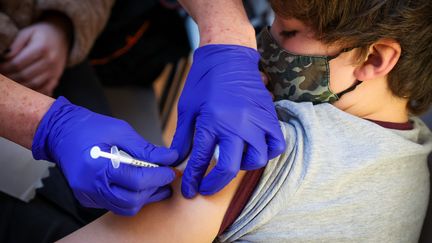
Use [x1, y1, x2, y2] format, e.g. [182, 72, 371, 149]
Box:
[60, 164, 246, 243]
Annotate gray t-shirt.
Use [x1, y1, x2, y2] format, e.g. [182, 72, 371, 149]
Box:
[217, 101, 432, 243]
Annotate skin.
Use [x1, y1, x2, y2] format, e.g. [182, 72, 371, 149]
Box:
[61, 14, 407, 242]
[61, 160, 246, 243]
[0, 13, 71, 96]
[178, 0, 257, 48]
[0, 74, 54, 149]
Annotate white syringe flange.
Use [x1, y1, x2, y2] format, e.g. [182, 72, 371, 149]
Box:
[90, 146, 159, 168]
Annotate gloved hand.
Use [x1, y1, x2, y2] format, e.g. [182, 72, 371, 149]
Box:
[171, 44, 286, 198]
[32, 97, 178, 216]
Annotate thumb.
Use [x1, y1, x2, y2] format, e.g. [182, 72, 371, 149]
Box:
[170, 112, 195, 165]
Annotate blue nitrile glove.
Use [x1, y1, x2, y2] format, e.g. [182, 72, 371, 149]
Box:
[32, 97, 178, 216]
[171, 45, 286, 198]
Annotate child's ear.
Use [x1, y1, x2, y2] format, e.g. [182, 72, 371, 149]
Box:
[354, 39, 401, 81]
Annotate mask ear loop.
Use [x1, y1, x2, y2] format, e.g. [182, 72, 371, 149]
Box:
[327, 46, 362, 99]
[336, 80, 363, 98]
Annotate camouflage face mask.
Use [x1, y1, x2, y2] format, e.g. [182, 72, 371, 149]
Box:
[257, 27, 360, 104]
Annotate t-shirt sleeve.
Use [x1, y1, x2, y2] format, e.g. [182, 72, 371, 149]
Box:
[216, 107, 303, 242]
[217, 117, 294, 236]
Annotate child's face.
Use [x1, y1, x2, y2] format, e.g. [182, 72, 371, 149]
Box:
[261, 15, 408, 122]
[269, 15, 359, 98]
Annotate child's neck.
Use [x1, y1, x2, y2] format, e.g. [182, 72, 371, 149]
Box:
[361, 100, 409, 123]
[333, 78, 409, 123]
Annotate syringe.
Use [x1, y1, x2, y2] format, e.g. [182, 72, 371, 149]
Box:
[90, 145, 159, 168]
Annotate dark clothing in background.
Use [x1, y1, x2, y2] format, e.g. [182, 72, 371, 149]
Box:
[90, 2, 190, 87]
[53, 61, 111, 116]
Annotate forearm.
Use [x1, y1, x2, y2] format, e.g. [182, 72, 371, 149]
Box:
[178, 0, 256, 48]
[0, 74, 54, 148]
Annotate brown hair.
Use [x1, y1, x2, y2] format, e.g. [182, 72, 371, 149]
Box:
[270, 0, 432, 114]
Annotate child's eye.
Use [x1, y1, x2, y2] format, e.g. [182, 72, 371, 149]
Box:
[280, 30, 298, 38]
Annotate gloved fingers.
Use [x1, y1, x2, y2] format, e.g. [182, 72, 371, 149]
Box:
[73, 191, 99, 209]
[116, 136, 178, 166]
[146, 146, 179, 166]
[170, 112, 195, 165]
[111, 206, 142, 217]
[107, 164, 176, 191]
[240, 134, 268, 170]
[122, 186, 172, 211]
[106, 198, 142, 217]
[256, 114, 286, 159]
[107, 185, 172, 216]
[265, 125, 286, 159]
[107, 184, 144, 208]
[199, 135, 243, 195]
[104, 185, 160, 216]
[145, 185, 173, 204]
[181, 127, 216, 198]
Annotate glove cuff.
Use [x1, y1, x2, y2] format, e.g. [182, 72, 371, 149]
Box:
[31, 96, 72, 162]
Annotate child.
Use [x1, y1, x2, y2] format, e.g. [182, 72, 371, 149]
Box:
[61, 0, 432, 242]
